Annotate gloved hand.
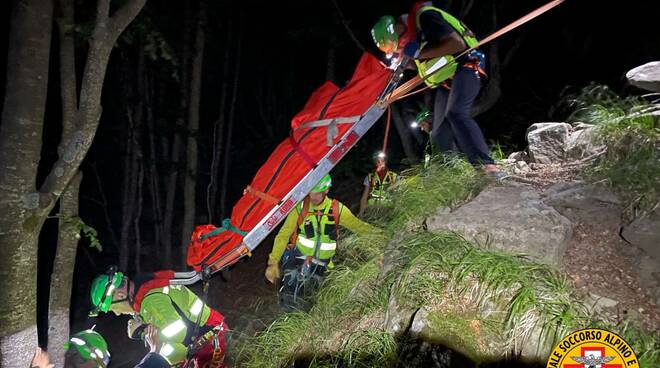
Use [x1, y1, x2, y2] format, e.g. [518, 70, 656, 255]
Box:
[144, 325, 162, 353]
[127, 317, 147, 340]
[265, 261, 281, 284]
[403, 41, 420, 59]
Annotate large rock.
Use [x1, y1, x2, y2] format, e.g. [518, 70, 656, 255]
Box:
[564, 122, 605, 161]
[542, 181, 621, 225]
[621, 208, 660, 260]
[526, 122, 571, 163]
[626, 61, 660, 92]
[427, 185, 573, 266]
[638, 255, 660, 305]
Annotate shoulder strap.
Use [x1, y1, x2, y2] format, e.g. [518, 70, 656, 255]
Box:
[332, 199, 340, 241]
[416, 5, 478, 47]
[289, 197, 311, 246]
[142, 291, 208, 346]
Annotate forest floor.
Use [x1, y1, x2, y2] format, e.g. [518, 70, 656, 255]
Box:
[207, 233, 284, 365]
[507, 163, 660, 331]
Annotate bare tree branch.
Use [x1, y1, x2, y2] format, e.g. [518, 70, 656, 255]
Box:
[330, 0, 365, 52]
[39, 0, 146, 202]
[459, 0, 475, 19]
[503, 34, 525, 66]
[110, 0, 148, 37]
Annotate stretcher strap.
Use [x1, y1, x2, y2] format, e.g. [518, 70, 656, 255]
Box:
[289, 135, 317, 168]
[199, 218, 247, 241]
[294, 116, 361, 147]
[294, 116, 360, 130]
[244, 185, 281, 205]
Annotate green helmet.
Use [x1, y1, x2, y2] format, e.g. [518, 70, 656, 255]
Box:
[311, 174, 332, 193]
[89, 268, 124, 316]
[65, 330, 110, 367]
[371, 15, 398, 56]
[416, 108, 432, 124]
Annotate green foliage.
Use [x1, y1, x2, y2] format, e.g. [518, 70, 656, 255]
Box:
[238, 312, 312, 367]
[567, 84, 660, 212]
[58, 215, 102, 251]
[618, 323, 660, 368]
[389, 230, 589, 357]
[372, 155, 487, 230]
[120, 14, 180, 80]
[489, 142, 506, 161]
[238, 154, 659, 367]
[586, 319, 660, 367]
[239, 158, 487, 367]
[427, 311, 488, 360]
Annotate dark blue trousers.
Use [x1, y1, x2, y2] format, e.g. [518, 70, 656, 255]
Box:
[432, 67, 494, 166]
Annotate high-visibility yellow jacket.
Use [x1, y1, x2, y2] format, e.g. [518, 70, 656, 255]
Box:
[268, 196, 375, 264]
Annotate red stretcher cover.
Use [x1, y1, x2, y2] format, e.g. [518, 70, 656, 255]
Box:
[186, 53, 390, 271]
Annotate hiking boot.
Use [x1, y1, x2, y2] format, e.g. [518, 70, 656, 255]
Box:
[488, 170, 510, 181]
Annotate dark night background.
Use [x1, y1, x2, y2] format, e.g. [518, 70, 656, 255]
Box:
[1, 0, 659, 365]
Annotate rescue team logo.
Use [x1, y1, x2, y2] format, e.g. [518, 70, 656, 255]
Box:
[546, 328, 639, 368]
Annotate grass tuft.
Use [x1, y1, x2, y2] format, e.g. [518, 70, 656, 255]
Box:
[238, 150, 659, 367]
[567, 84, 660, 213]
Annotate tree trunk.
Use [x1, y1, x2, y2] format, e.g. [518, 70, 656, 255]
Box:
[326, 37, 336, 83]
[219, 18, 243, 219]
[120, 107, 139, 270]
[471, 3, 522, 118]
[163, 0, 193, 267]
[207, 16, 233, 224]
[91, 165, 119, 247]
[46, 172, 82, 368]
[182, 0, 206, 265]
[162, 133, 182, 267]
[133, 157, 144, 273]
[0, 0, 145, 362]
[44, 1, 78, 362]
[391, 104, 420, 163]
[0, 0, 53, 362]
[145, 71, 163, 253]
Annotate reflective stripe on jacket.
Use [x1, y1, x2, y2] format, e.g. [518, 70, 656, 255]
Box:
[269, 197, 377, 264]
[295, 197, 342, 260]
[139, 285, 213, 365]
[368, 171, 398, 205]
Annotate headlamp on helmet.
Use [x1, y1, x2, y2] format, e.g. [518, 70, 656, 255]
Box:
[89, 266, 124, 316]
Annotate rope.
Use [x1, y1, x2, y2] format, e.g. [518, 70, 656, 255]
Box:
[381, 107, 392, 155]
[383, 0, 565, 104]
[394, 84, 431, 101]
